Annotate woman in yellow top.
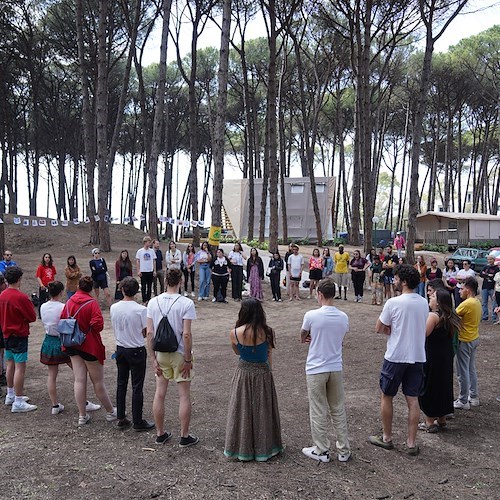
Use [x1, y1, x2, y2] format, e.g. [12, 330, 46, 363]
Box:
[334, 245, 350, 300]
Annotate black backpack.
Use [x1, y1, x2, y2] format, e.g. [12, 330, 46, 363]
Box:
[152, 296, 181, 352]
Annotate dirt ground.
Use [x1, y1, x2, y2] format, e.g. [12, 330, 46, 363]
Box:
[1, 221, 499, 499]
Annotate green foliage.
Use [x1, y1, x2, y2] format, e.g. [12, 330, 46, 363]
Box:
[467, 241, 500, 250]
[422, 244, 448, 253]
[241, 239, 269, 251]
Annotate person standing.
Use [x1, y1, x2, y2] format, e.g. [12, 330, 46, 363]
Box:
[147, 268, 198, 447]
[182, 243, 196, 297]
[114, 250, 133, 301]
[453, 277, 481, 410]
[322, 248, 334, 279]
[210, 248, 231, 303]
[89, 248, 112, 307]
[247, 248, 264, 301]
[287, 244, 304, 301]
[268, 251, 284, 302]
[349, 250, 369, 302]
[224, 298, 283, 461]
[308, 249, 323, 299]
[136, 236, 157, 304]
[479, 255, 498, 322]
[369, 265, 428, 456]
[64, 255, 82, 300]
[110, 277, 154, 431]
[394, 232, 406, 259]
[0, 250, 17, 275]
[370, 255, 384, 305]
[455, 259, 476, 307]
[300, 278, 351, 463]
[0, 266, 37, 412]
[228, 242, 246, 302]
[195, 241, 212, 302]
[36, 253, 57, 317]
[152, 240, 165, 297]
[334, 245, 350, 300]
[382, 246, 397, 300]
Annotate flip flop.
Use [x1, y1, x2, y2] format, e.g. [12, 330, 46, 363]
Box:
[405, 443, 420, 456]
[368, 434, 394, 450]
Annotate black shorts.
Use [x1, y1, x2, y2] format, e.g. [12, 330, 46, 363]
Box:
[379, 359, 424, 397]
[4, 335, 28, 354]
[65, 347, 98, 362]
[290, 276, 301, 282]
[93, 277, 108, 289]
[309, 269, 322, 281]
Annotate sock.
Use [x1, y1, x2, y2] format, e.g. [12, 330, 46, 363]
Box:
[14, 395, 24, 404]
[7, 387, 14, 397]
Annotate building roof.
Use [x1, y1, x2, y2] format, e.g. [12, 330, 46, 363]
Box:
[417, 211, 500, 221]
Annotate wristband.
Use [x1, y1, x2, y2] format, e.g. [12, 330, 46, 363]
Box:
[184, 359, 192, 363]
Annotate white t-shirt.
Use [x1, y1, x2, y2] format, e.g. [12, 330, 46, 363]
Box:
[136, 248, 156, 272]
[301, 305, 349, 374]
[287, 254, 304, 278]
[378, 292, 428, 363]
[40, 300, 65, 337]
[110, 300, 147, 348]
[147, 293, 196, 355]
[165, 249, 182, 270]
[456, 268, 476, 288]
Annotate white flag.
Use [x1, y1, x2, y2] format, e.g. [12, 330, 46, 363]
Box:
[51, 219, 58, 227]
[13, 217, 21, 225]
[124, 217, 130, 224]
[94, 215, 100, 222]
[23, 219, 30, 226]
[32, 220, 38, 227]
[39, 219, 46, 227]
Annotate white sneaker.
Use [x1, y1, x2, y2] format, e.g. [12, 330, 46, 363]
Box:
[197, 297, 202, 302]
[469, 397, 480, 407]
[191, 292, 195, 297]
[52, 403, 65, 415]
[105, 407, 118, 422]
[86, 401, 101, 412]
[5, 395, 29, 406]
[11, 401, 37, 413]
[338, 451, 351, 462]
[184, 292, 188, 297]
[453, 399, 470, 410]
[78, 414, 91, 425]
[212, 298, 217, 302]
[302, 446, 330, 463]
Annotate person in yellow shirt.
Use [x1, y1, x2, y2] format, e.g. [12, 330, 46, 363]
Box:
[454, 277, 481, 410]
[334, 245, 350, 300]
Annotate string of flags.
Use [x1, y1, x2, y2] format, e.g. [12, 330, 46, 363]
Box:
[0, 215, 205, 228]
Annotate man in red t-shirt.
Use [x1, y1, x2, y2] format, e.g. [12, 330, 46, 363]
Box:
[0, 266, 37, 412]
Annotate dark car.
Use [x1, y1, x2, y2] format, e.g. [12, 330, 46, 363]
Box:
[447, 247, 490, 272]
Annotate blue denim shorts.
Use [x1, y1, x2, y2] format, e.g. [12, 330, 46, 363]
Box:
[379, 359, 424, 397]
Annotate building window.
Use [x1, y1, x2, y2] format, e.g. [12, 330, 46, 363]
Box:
[290, 184, 304, 194]
[316, 183, 325, 193]
[448, 221, 458, 229]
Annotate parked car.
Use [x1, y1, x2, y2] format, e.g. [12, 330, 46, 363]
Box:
[447, 247, 490, 272]
[487, 247, 500, 267]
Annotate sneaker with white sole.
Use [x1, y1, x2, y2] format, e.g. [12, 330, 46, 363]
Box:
[453, 398, 470, 410]
[105, 407, 118, 422]
[302, 446, 330, 463]
[5, 395, 29, 406]
[184, 292, 188, 297]
[11, 401, 37, 413]
[51, 403, 65, 415]
[197, 297, 202, 302]
[469, 397, 480, 407]
[212, 298, 217, 302]
[338, 451, 351, 462]
[190, 292, 195, 297]
[86, 401, 101, 412]
[78, 414, 91, 425]
[179, 434, 199, 447]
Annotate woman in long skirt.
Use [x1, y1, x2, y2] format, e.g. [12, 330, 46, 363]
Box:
[224, 298, 283, 461]
[246, 248, 264, 300]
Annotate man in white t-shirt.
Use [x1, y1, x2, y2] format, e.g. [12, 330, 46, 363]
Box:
[370, 264, 428, 456]
[110, 277, 154, 432]
[136, 236, 157, 304]
[300, 278, 351, 463]
[147, 268, 198, 447]
[287, 244, 304, 301]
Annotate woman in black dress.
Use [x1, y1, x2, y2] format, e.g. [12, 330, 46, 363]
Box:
[418, 288, 461, 432]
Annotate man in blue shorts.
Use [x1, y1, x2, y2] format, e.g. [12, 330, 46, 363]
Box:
[0, 266, 37, 412]
[369, 264, 428, 456]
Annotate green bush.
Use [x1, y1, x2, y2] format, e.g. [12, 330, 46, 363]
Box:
[422, 244, 448, 253]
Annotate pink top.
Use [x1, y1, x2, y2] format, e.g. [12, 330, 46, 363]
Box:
[309, 256, 323, 270]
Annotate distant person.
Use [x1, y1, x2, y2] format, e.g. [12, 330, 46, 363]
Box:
[36, 253, 57, 317]
[110, 277, 154, 431]
[322, 248, 334, 279]
[228, 242, 246, 302]
[0, 249, 17, 275]
[369, 265, 428, 456]
[382, 246, 397, 300]
[455, 259, 475, 307]
[182, 243, 196, 298]
[287, 244, 304, 301]
[394, 232, 406, 259]
[301, 279, 351, 463]
[0, 266, 37, 412]
[425, 258, 442, 288]
[247, 248, 264, 301]
[165, 240, 182, 271]
[89, 248, 112, 307]
[147, 268, 198, 447]
[479, 255, 498, 322]
[40, 280, 71, 415]
[195, 241, 212, 302]
[64, 255, 82, 300]
[224, 298, 283, 461]
[61, 276, 116, 425]
[268, 251, 284, 302]
[454, 277, 481, 410]
[418, 289, 459, 432]
[334, 245, 349, 300]
[308, 248, 323, 299]
[115, 250, 133, 301]
[152, 240, 165, 296]
[0, 274, 7, 388]
[136, 236, 157, 304]
[443, 258, 459, 297]
[349, 249, 369, 302]
[210, 248, 231, 303]
[370, 255, 384, 305]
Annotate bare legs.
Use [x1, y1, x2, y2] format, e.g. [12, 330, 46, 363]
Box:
[380, 393, 419, 448]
